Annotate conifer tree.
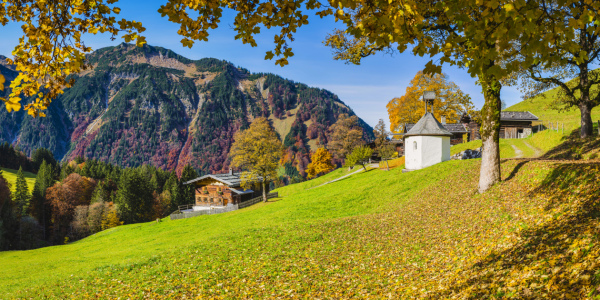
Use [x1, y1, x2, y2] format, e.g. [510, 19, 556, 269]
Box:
[114, 168, 153, 224]
[373, 119, 389, 149]
[149, 173, 159, 193]
[14, 167, 30, 217]
[163, 171, 183, 212]
[0, 170, 17, 250]
[163, 172, 179, 211]
[28, 160, 55, 240]
[180, 164, 198, 206]
[31, 148, 57, 172]
[90, 181, 110, 204]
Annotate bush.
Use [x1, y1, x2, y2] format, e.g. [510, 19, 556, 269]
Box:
[344, 146, 373, 171]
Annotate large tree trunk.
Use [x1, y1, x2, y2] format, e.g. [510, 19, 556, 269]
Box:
[579, 102, 593, 138]
[262, 181, 267, 202]
[478, 77, 502, 193]
[578, 32, 593, 138]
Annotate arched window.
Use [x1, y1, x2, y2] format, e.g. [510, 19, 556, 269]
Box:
[413, 141, 417, 150]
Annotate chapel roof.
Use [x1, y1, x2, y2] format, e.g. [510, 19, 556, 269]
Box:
[404, 122, 467, 134]
[403, 112, 454, 137]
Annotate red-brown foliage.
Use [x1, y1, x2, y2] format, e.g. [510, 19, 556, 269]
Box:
[46, 173, 97, 243]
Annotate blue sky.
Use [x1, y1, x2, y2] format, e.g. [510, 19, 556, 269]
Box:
[0, 0, 523, 128]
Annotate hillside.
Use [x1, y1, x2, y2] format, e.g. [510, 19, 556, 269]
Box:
[450, 83, 600, 160]
[508, 86, 600, 131]
[2, 119, 600, 298]
[2, 60, 600, 298]
[0, 44, 373, 176]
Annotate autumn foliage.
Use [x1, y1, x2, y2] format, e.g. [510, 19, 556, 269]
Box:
[387, 72, 476, 133]
[230, 117, 283, 201]
[306, 148, 335, 179]
[46, 173, 97, 243]
[328, 114, 365, 160]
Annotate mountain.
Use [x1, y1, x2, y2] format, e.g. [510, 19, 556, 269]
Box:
[0, 44, 373, 175]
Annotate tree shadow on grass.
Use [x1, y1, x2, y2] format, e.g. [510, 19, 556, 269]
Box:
[436, 162, 600, 299]
[503, 160, 529, 182]
[542, 127, 600, 160]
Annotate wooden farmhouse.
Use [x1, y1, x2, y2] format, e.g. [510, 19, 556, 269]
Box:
[184, 169, 265, 210]
[461, 111, 539, 141]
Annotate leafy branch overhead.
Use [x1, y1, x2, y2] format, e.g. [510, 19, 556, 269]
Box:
[0, 0, 146, 116]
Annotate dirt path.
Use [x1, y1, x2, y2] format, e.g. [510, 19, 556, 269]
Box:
[522, 141, 543, 157]
[309, 164, 377, 189]
[511, 144, 523, 158]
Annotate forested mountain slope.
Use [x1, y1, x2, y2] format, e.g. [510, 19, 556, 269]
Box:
[0, 44, 373, 175]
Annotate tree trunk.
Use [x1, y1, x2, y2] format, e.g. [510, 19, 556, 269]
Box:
[578, 32, 593, 139]
[579, 102, 593, 138]
[386, 160, 390, 171]
[262, 181, 267, 202]
[478, 77, 502, 193]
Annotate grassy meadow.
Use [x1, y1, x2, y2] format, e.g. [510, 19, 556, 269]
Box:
[0, 167, 36, 194]
[1, 85, 600, 298]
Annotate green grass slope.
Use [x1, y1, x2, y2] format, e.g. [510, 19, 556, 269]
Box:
[2, 141, 600, 298]
[0, 167, 36, 194]
[2, 87, 600, 298]
[508, 86, 600, 131]
[449, 84, 600, 160]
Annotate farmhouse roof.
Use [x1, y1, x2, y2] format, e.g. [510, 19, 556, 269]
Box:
[500, 111, 539, 121]
[184, 173, 262, 187]
[403, 113, 454, 137]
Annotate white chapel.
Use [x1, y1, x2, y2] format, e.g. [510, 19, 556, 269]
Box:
[403, 92, 452, 171]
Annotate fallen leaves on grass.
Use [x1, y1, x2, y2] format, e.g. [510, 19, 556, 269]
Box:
[13, 160, 600, 299]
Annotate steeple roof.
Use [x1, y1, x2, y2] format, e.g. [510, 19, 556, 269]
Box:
[404, 112, 453, 137]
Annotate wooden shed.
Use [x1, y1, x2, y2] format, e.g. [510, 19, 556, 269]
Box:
[499, 111, 539, 139]
[460, 111, 539, 141]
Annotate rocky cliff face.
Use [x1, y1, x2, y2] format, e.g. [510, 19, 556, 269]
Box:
[0, 44, 373, 176]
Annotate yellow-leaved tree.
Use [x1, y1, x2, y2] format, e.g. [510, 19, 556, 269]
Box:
[0, 0, 146, 116]
[387, 72, 477, 133]
[306, 148, 335, 179]
[230, 118, 283, 202]
[101, 203, 123, 231]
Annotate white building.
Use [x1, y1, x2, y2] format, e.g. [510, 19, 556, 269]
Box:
[403, 112, 452, 171]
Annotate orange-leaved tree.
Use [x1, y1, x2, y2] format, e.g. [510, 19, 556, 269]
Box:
[306, 148, 335, 179]
[387, 72, 476, 133]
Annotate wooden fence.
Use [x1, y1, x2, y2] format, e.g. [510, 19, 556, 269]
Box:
[169, 192, 278, 220]
[238, 192, 278, 209]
